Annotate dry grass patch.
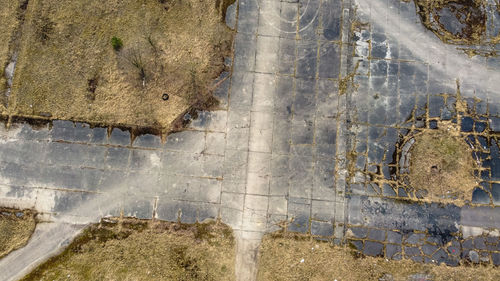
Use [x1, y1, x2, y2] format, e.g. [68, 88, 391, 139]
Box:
[22, 218, 235, 281]
[257, 232, 500, 281]
[0, 208, 37, 259]
[9, 0, 233, 130]
[408, 121, 478, 203]
[0, 0, 25, 112]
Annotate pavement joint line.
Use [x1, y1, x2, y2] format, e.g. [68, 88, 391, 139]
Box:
[0, 184, 102, 194]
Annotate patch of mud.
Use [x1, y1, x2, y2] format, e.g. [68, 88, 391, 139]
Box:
[21, 217, 235, 281]
[0, 207, 37, 259]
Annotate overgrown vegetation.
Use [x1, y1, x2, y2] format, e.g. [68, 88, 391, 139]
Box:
[21, 218, 235, 281]
[257, 232, 500, 281]
[6, 0, 234, 131]
[0, 208, 37, 259]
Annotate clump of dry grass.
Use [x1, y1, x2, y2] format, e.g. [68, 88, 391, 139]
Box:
[0, 208, 37, 259]
[257, 232, 500, 281]
[8, 0, 234, 130]
[21, 218, 235, 281]
[408, 122, 478, 203]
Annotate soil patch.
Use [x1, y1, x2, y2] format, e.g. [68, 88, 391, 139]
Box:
[7, 0, 234, 131]
[0, 208, 37, 259]
[257, 232, 500, 281]
[21, 218, 235, 281]
[407, 121, 478, 203]
[414, 0, 487, 45]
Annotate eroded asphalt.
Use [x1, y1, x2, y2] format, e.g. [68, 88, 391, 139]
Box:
[0, 1, 500, 280]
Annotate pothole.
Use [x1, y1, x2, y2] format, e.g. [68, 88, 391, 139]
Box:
[414, 0, 488, 45]
[397, 120, 480, 203]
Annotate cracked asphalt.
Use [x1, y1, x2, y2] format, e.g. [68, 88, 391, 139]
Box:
[0, 0, 500, 280]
